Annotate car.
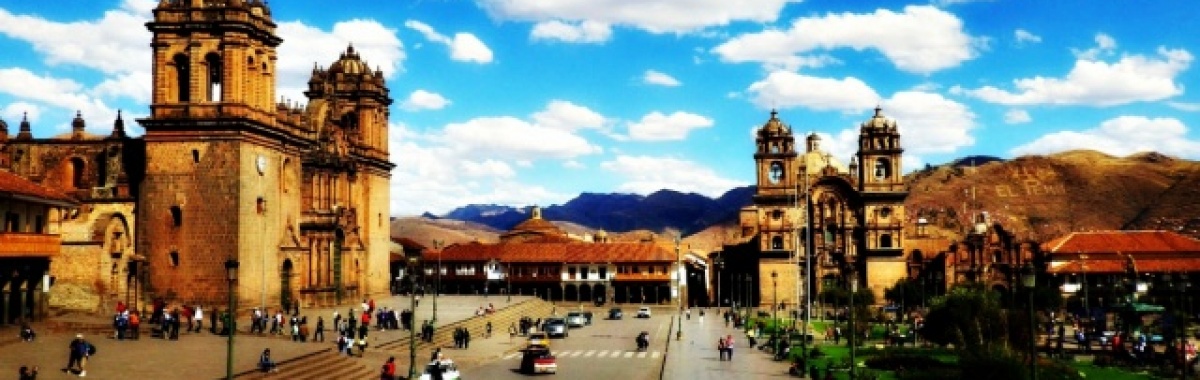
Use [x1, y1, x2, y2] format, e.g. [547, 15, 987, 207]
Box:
[608, 308, 623, 320]
[565, 312, 586, 327]
[543, 318, 569, 338]
[520, 345, 558, 374]
[418, 359, 462, 380]
[527, 332, 550, 347]
[636, 306, 652, 318]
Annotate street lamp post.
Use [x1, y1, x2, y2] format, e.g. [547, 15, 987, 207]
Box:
[1023, 264, 1037, 380]
[224, 259, 240, 380]
[849, 275, 858, 380]
[715, 257, 724, 308]
[675, 236, 683, 341]
[772, 270, 779, 325]
[432, 240, 442, 327]
[407, 257, 419, 380]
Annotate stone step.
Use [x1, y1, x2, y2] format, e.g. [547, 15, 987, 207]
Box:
[231, 348, 376, 380]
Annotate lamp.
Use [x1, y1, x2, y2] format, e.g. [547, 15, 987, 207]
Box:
[715, 257, 724, 307]
[849, 275, 858, 380]
[1022, 264, 1037, 380]
[224, 258, 240, 380]
[407, 256, 419, 379]
[772, 270, 779, 325]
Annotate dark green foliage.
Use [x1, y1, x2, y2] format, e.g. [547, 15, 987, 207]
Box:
[921, 282, 1010, 353]
[864, 352, 953, 371]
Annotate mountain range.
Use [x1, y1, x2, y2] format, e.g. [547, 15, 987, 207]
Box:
[396, 150, 1200, 249]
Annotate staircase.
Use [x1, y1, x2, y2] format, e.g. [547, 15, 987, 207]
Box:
[230, 298, 557, 379]
[376, 297, 556, 354]
[230, 348, 376, 380]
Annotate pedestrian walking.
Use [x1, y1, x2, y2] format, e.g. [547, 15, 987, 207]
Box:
[314, 317, 325, 342]
[64, 334, 91, 377]
[718, 337, 728, 361]
[724, 335, 735, 360]
[193, 305, 204, 333]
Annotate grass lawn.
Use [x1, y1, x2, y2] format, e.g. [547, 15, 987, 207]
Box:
[1072, 363, 1160, 380]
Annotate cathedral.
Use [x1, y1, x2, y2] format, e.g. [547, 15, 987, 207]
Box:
[0, 0, 393, 315]
[733, 108, 908, 308]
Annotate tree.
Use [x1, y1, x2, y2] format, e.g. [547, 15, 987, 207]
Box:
[921, 282, 1010, 354]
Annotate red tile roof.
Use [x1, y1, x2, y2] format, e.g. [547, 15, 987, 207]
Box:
[1044, 231, 1200, 274]
[428, 241, 675, 263]
[1042, 231, 1200, 254]
[0, 169, 77, 206]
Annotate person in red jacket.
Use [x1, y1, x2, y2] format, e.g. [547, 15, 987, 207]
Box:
[380, 356, 397, 380]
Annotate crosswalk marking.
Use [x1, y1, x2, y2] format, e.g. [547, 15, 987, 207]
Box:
[504, 350, 662, 360]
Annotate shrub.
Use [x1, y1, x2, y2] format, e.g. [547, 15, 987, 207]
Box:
[864, 353, 952, 371]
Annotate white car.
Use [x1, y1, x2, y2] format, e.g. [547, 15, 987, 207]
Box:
[419, 359, 462, 380]
[636, 306, 651, 318]
[565, 312, 587, 327]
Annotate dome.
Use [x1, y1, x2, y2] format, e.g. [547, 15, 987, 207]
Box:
[758, 110, 789, 136]
[328, 45, 370, 75]
[861, 106, 896, 131]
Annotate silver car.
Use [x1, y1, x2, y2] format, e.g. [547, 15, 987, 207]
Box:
[543, 318, 569, 338]
[565, 312, 586, 328]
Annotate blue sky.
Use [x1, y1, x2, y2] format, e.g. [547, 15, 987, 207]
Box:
[1, 0, 1197, 216]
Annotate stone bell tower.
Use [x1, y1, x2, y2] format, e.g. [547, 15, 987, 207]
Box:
[137, 0, 303, 306]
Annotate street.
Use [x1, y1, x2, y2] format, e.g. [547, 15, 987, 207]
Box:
[460, 306, 672, 380]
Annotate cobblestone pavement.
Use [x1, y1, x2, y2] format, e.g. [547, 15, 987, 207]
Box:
[0, 294, 532, 379]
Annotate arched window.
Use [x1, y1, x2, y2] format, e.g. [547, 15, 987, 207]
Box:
[169, 250, 180, 267]
[169, 205, 183, 227]
[205, 53, 222, 102]
[69, 157, 86, 189]
[879, 234, 893, 248]
[771, 236, 784, 250]
[173, 54, 190, 102]
[874, 158, 891, 180]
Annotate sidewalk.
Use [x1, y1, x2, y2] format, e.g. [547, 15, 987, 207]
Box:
[0, 294, 534, 378]
[662, 308, 793, 379]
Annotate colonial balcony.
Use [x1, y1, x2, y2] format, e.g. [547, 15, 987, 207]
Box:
[0, 233, 62, 257]
[613, 273, 671, 282]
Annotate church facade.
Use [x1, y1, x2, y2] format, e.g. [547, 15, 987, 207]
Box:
[0, 0, 394, 313]
[736, 108, 909, 307]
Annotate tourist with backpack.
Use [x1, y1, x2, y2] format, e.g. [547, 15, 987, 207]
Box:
[64, 334, 92, 376]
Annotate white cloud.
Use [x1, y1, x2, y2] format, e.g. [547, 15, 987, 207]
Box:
[1168, 102, 1200, 112]
[626, 111, 714, 141]
[404, 20, 494, 63]
[443, 116, 602, 161]
[0, 1, 154, 107]
[643, 70, 682, 87]
[400, 90, 451, 111]
[460, 159, 516, 178]
[531, 100, 608, 132]
[1011, 116, 1200, 158]
[600, 155, 744, 197]
[958, 46, 1192, 106]
[563, 160, 585, 169]
[389, 122, 573, 215]
[276, 19, 405, 101]
[746, 71, 880, 112]
[1004, 109, 1031, 124]
[713, 5, 977, 74]
[479, 0, 792, 35]
[1, 102, 43, 124]
[0, 68, 117, 129]
[1072, 33, 1118, 60]
[1014, 29, 1041, 45]
[881, 91, 977, 155]
[531, 20, 612, 43]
